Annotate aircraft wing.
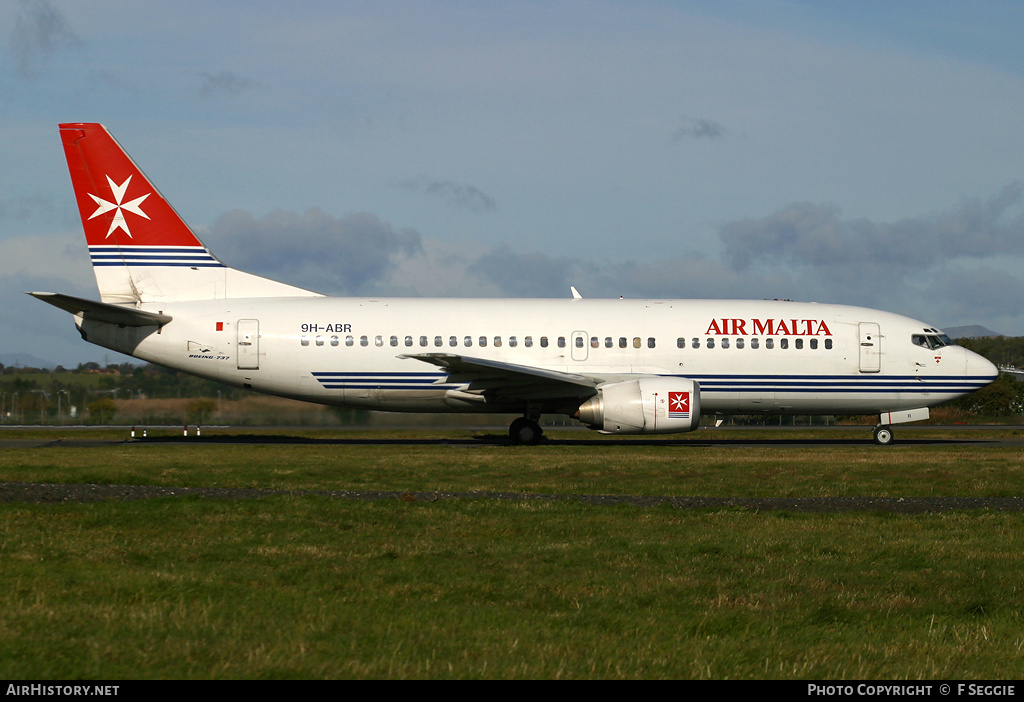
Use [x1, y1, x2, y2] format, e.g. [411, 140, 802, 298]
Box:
[399, 352, 598, 401]
[28, 292, 173, 327]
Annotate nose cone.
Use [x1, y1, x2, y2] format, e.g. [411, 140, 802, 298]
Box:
[966, 348, 999, 386]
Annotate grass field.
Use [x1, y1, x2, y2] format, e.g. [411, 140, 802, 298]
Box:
[2, 426, 1024, 679]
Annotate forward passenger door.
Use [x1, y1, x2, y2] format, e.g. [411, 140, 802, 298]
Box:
[859, 322, 881, 373]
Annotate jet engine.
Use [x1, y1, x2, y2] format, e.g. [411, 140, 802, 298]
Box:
[576, 378, 701, 434]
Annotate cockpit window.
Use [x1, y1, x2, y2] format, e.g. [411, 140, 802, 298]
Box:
[912, 333, 953, 350]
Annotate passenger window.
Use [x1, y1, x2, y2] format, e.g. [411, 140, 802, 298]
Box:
[331, 336, 339, 347]
[780, 338, 789, 349]
[375, 335, 383, 347]
[360, 336, 368, 347]
[464, 336, 473, 347]
[301, 335, 310, 347]
[677, 338, 685, 349]
[633, 337, 641, 349]
[525, 336, 533, 347]
[810, 339, 818, 350]
[316, 336, 325, 346]
[479, 336, 488, 347]
[509, 336, 518, 348]
[541, 337, 549, 348]
[345, 335, 354, 347]
[692, 338, 700, 349]
[736, 338, 745, 349]
[648, 337, 656, 349]
[449, 336, 458, 347]
[721, 338, 730, 349]
[575, 337, 584, 348]
[795, 338, 803, 349]
[420, 336, 428, 347]
[389, 336, 398, 347]
[751, 338, 759, 349]
[434, 336, 443, 347]
[825, 339, 833, 350]
[494, 336, 502, 347]
[707, 338, 715, 349]
[765, 338, 774, 350]
[405, 336, 413, 347]
[558, 337, 566, 348]
[619, 337, 628, 348]
[590, 337, 599, 348]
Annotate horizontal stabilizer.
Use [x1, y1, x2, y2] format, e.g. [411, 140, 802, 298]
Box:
[28, 292, 172, 327]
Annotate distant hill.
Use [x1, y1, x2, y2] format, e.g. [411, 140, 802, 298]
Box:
[0, 353, 58, 370]
[944, 325, 1005, 339]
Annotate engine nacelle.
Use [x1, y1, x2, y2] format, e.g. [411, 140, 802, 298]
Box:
[576, 378, 701, 434]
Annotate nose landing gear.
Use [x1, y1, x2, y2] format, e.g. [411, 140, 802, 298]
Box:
[873, 425, 894, 445]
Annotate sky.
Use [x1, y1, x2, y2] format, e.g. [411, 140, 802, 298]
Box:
[3, 0, 1024, 366]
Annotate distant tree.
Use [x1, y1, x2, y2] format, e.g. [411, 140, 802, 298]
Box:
[942, 373, 1024, 417]
[957, 336, 1024, 369]
[186, 398, 217, 424]
[86, 397, 117, 424]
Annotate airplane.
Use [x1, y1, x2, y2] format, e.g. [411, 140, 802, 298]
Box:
[31, 123, 999, 445]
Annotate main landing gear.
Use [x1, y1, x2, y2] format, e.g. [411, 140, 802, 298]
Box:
[509, 416, 544, 445]
[873, 425, 894, 445]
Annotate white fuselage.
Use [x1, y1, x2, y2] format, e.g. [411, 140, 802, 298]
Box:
[48, 123, 1000, 440]
[80, 296, 997, 418]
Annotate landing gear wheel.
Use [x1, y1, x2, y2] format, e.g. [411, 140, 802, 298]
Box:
[509, 417, 543, 445]
[873, 425, 894, 445]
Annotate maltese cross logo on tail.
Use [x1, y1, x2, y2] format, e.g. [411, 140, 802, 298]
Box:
[668, 391, 690, 418]
[88, 174, 151, 238]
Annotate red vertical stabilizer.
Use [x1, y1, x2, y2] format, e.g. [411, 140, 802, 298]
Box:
[57, 123, 319, 302]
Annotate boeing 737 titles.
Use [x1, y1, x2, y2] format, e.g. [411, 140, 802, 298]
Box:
[32, 123, 999, 444]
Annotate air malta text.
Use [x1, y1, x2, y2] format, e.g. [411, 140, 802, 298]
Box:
[705, 318, 833, 336]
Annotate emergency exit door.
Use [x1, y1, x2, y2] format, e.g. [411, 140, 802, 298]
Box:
[237, 319, 260, 370]
[571, 331, 589, 362]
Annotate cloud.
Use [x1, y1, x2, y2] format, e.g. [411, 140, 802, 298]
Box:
[0, 231, 92, 288]
[398, 176, 498, 213]
[0, 230, 104, 365]
[219, 180, 1024, 326]
[720, 183, 1024, 273]
[707, 183, 1024, 326]
[931, 265, 1024, 322]
[11, 0, 82, 79]
[467, 245, 583, 297]
[204, 208, 422, 294]
[673, 116, 727, 142]
[196, 70, 257, 98]
[0, 194, 55, 222]
[395, 181, 1024, 330]
[465, 245, 772, 301]
[86, 70, 140, 95]
[182, 179, 1024, 334]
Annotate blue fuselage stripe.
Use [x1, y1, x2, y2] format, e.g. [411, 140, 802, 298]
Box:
[308, 371, 994, 394]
